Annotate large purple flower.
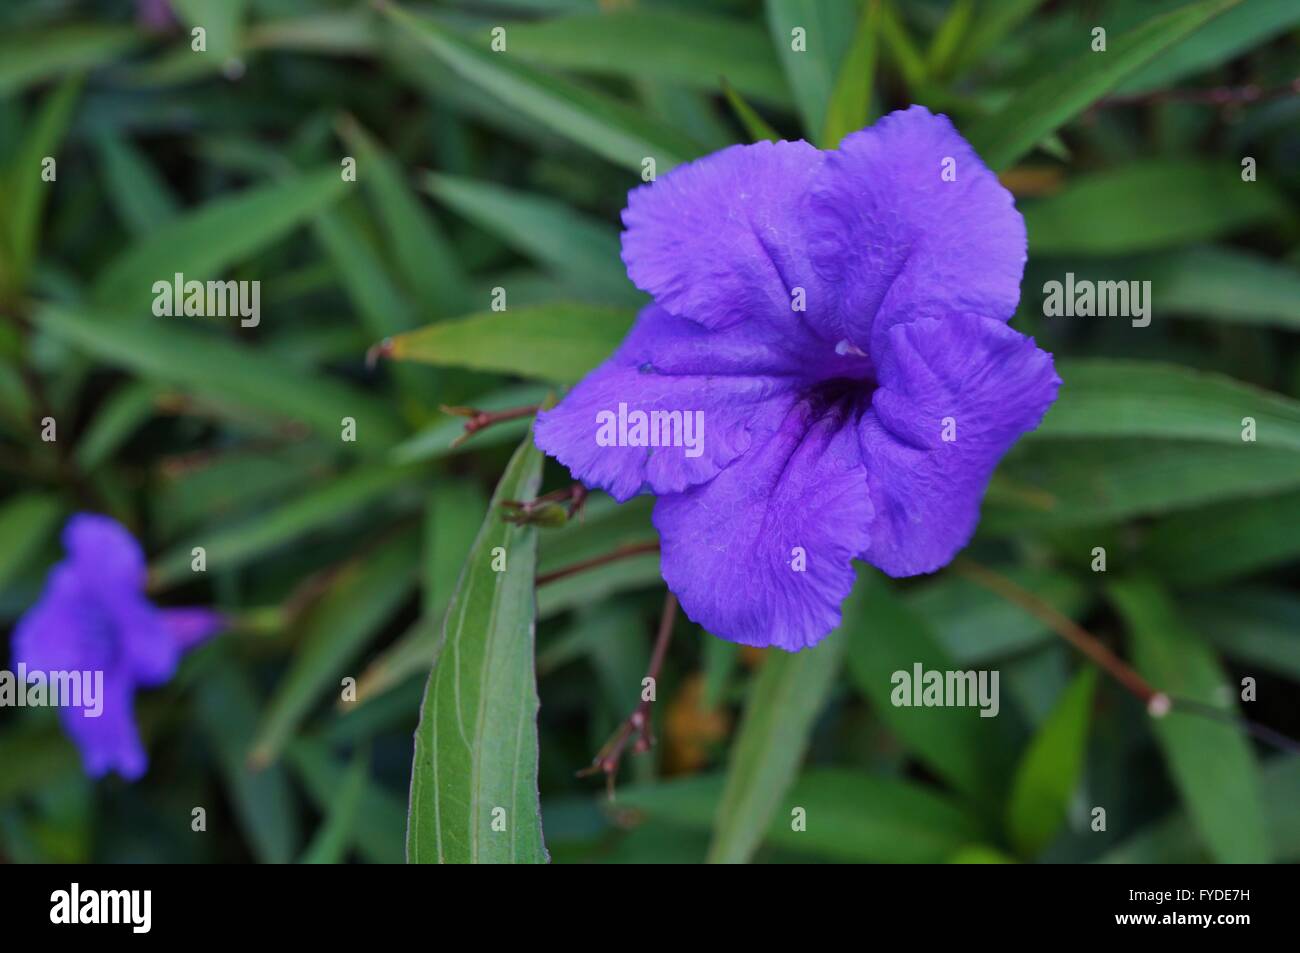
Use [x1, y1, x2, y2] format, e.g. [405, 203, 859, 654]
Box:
[10, 514, 222, 779]
[536, 107, 1059, 651]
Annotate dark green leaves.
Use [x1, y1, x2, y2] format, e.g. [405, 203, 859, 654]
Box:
[967, 0, 1241, 170]
[407, 428, 549, 864]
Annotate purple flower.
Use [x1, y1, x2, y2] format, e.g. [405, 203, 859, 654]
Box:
[536, 107, 1059, 651]
[10, 514, 222, 779]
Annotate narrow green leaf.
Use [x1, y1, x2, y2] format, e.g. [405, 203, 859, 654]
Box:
[251, 530, 419, 767]
[150, 465, 417, 587]
[380, 3, 700, 173]
[94, 133, 180, 236]
[195, 659, 300, 864]
[74, 381, 158, 472]
[1139, 489, 1300, 586]
[0, 25, 138, 96]
[423, 172, 633, 301]
[5, 76, 81, 289]
[93, 169, 349, 312]
[1005, 668, 1096, 856]
[298, 746, 368, 864]
[967, 0, 1242, 170]
[1025, 161, 1281, 255]
[1036, 360, 1300, 449]
[171, 0, 249, 63]
[764, 0, 857, 141]
[289, 738, 405, 864]
[1108, 577, 1269, 863]
[821, 0, 880, 149]
[844, 570, 1017, 806]
[407, 428, 549, 864]
[720, 78, 780, 143]
[337, 116, 468, 317]
[1186, 589, 1300, 683]
[984, 439, 1300, 532]
[503, 10, 791, 107]
[924, 0, 975, 79]
[387, 302, 636, 384]
[32, 304, 403, 456]
[0, 493, 63, 596]
[707, 632, 846, 864]
[627, 769, 985, 863]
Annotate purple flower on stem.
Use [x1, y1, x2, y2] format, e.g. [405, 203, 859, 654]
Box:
[536, 107, 1060, 651]
[10, 514, 222, 779]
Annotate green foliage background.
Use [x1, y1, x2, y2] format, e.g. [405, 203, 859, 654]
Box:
[1, 0, 1298, 864]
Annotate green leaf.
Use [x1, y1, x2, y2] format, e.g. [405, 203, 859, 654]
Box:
[194, 659, 300, 864]
[1108, 577, 1269, 863]
[289, 738, 405, 864]
[626, 769, 986, 863]
[1100, 755, 1300, 863]
[298, 746, 368, 864]
[1139, 489, 1300, 586]
[4, 76, 81, 291]
[720, 78, 780, 143]
[0, 493, 63, 596]
[821, 0, 880, 148]
[32, 304, 403, 456]
[503, 10, 791, 107]
[1005, 668, 1096, 857]
[1185, 589, 1300, 683]
[0, 25, 139, 96]
[93, 169, 349, 312]
[706, 632, 846, 864]
[1025, 161, 1281, 255]
[337, 116, 467, 318]
[94, 133, 180, 236]
[1035, 360, 1300, 449]
[380, 4, 701, 173]
[844, 570, 1017, 807]
[1031, 246, 1300, 330]
[764, 0, 858, 142]
[386, 302, 635, 384]
[74, 381, 158, 472]
[984, 439, 1300, 532]
[966, 0, 1242, 170]
[171, 0, 249, 63]
[1117, 0, 1300, 95]
[250, 530, 419, 767]
[150, 465, 417, 587]
[407, 427, 549, 864]
[423, 172, 633, 301]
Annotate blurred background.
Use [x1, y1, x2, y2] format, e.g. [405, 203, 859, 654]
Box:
[0, 0, 1298, 863]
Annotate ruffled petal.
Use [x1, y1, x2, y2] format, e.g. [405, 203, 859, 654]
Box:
[62, 513, 148, 591]
[808, 106, 1027, 355]
[653, 399, 873, 650]
[535, 304, 864, 501]
[859, 314, 1059, 576]
[621, 139, 838, 337]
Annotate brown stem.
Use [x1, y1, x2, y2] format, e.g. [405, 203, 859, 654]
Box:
[1095, 77, 1300, 109]
[443, 403, 539, 448]
[579, 592, 678, 796]
[951, 557, 1162, 710]
[536, 540, 659, 587]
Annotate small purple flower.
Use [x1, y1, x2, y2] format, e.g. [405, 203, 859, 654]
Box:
[536, 107, 1059, 651]
[10, 514, 222, 779]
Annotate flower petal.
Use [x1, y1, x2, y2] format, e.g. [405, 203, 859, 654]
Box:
[859, 314, 1059, 576]
[535, 304, 841, 502]
[160, 608, 225, 652]
[621, 139, 837, 336]
[60, 671, 148, 781]
[808, 105, 1027, 354]
[62, 513, 148, 591]
[653, 399, 872, 650]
